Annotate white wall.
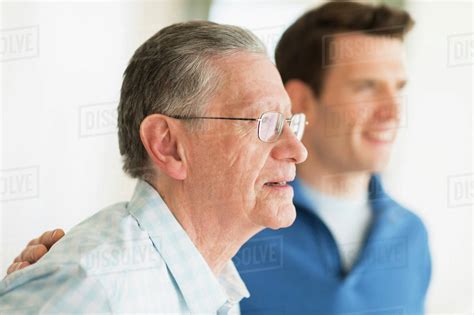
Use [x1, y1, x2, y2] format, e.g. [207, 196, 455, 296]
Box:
[385, 1, 473, 313]
[0, 0, 190, 273]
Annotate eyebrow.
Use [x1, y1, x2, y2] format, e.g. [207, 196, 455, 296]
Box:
[347, 78, 408, 87]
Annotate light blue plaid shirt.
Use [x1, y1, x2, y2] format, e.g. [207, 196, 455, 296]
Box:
[0, 180, 250, 314]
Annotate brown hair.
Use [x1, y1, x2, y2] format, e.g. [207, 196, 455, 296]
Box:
[275, 1, 415, 97]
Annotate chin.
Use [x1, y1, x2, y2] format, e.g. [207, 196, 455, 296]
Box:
[373, 152, 392, 170]
[257, 203, 297, 230]
[354, 145, 392, 171]
[357, 157, 390, 173]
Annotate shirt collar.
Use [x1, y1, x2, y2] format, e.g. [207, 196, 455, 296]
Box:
[127, 180, 249, 313]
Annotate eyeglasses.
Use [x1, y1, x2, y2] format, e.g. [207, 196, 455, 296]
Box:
[169, 111, 307, 143]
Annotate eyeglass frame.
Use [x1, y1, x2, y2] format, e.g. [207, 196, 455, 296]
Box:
[168, 111, 307, 143]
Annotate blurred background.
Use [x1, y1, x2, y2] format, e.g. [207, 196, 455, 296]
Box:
[1, 0, 472, 313]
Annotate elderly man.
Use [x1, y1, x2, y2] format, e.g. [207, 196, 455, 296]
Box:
[0, 21, 307, 314]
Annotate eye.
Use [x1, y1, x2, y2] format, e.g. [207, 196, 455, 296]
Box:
[397, 81, 407, 91]
[356, 81, 375, 90]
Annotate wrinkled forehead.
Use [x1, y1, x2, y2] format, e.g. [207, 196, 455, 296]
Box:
[223, 96, 292, 119]
[210, 52, 292, 117]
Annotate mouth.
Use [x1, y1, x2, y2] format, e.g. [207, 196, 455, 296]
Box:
[263, 177, 295, 194]
[264, 181, 289, 187]
[363, 129, 396, 144]
[263, 181, 293, 196]
[262, 170, 295, 193]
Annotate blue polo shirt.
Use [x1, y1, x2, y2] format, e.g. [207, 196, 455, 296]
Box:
[233, 175, 431, 315]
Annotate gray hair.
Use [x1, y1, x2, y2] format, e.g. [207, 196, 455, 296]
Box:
[117, 21, 267, 179]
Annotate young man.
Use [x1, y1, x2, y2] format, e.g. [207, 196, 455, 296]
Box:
[6, 2, 431, 315]
[234, 2, 431, 315]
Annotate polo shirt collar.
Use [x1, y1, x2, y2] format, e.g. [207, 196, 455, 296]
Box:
[291, 174, 397, 278]
[127, 180, 249, 313]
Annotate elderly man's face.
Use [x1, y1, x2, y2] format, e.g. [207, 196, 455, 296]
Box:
[184, 52, 307, 230]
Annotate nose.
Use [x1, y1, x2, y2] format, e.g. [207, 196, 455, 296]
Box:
[271, 123, 308, 164]
[374, 88, 401, 123]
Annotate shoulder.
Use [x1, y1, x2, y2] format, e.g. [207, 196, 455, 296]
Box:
[378, 197, 430, 259]
[51, 201, 163, 274]
[45, 202, 145, 260]
[0, 262, 111, 313]
[0, 203, 132, 312]
[386, 199, 428, 236]
[1, 200, 157, 287]
[0, 201, 162, 313]
[370, 175, 429, 240]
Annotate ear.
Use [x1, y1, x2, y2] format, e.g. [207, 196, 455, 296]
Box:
[139, 114, 187, 181]
[285, 79, 317, 115]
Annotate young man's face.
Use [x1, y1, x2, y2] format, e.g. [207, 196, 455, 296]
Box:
[304, 33, 407, 173]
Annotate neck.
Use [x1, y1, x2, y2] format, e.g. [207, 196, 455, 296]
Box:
[296, 148, 371, 199]
[153, 180, 261, 276]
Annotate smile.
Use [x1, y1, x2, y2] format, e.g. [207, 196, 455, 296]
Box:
[363, 129, 396, 144]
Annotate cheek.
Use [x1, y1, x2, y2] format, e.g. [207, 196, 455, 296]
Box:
[317, 105, 357, 138]
[311, 107, 353, 147]
[343, 104, 373, 133]
[215, 141, 271, 204]
[233, 158, 268, 199]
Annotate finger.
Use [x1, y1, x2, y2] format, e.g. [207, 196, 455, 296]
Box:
[27, 229, 55, 246]
[39, 229, 65, 249]
[46, 229, 65, 248]
[27, 229, 65, 249]
[13, 255, 22, 263]
[27, 230, 53, 246]
[7, 262, 20, 274]
[27, 236, 40, 246]
[19, 244, 48, 264]
[16, 261, 30, 271]
[6, 261, 30, 275]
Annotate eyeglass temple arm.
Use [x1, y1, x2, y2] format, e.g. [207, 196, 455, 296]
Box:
[169, 116, 258, 122]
